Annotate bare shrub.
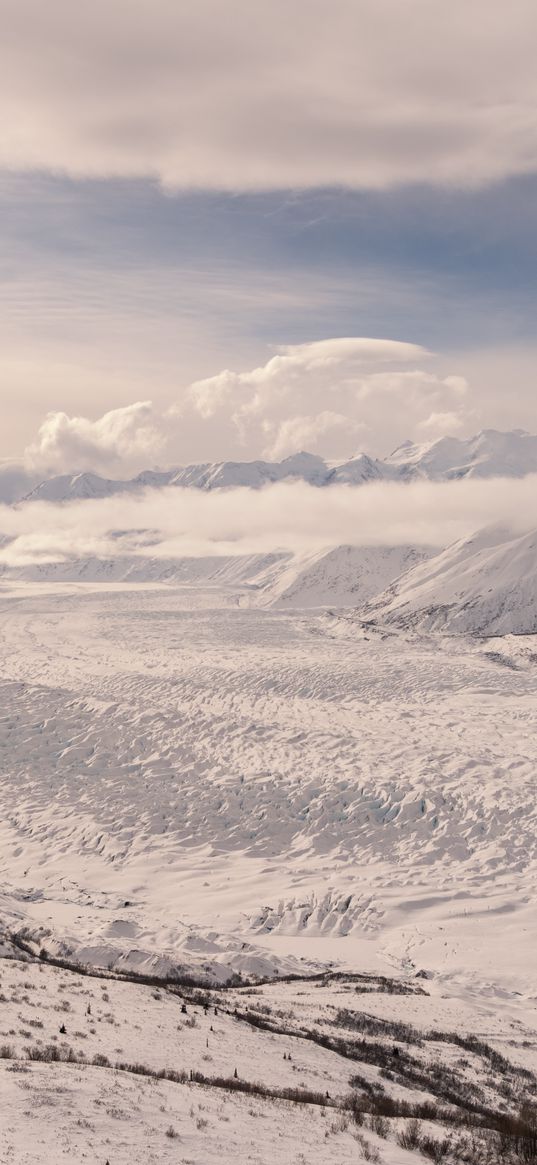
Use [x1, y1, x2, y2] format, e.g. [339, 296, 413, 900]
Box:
[26, 1043, 62, 1062]
[354, 1132, 381, 1163]
[420, 1134, 452, 1162]
[369, 1113, 389, 1138]
[398, 1118, 423, 1151]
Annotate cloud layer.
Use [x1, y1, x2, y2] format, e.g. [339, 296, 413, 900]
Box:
[1, 477, 537, 568]
[3, 0, 537, 190]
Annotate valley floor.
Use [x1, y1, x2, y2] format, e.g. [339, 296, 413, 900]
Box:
[0, 580, 536, 1160]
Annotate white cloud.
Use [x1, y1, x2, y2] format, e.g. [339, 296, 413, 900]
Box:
[276, 339, 428, 367]
[186, 339, 470, 462]
[1, 477, 537, 568]
[2, 0, 537, 190]
[262, 411, 362, 460]
[417, 411, 467, 437]
[352, 370, 467, 403]
[25, 401, 163, 474]
[17, 336, 474, 474]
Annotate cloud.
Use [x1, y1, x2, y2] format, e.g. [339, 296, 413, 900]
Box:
[352, 370, 467, 404]
[187, 338, 427, 416]
[1, 477, 537, 568]
[262, 411, 363, 460]
[17, 336, 474, 474]
[25, 401, 164, 474]
[275, 339, 428, 367]
[2, 0, 537, 190]
[186, 338, 471, 461]
[417, 411, 467, 437]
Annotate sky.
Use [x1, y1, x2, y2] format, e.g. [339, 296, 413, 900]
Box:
[2, 0, 537, 476]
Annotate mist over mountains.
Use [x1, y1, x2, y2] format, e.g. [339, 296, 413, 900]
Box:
[1, 428, 537, 636]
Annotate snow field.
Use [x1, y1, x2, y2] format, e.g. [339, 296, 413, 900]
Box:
[0, 585, 536, 999]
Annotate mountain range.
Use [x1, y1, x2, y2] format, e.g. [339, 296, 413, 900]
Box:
[7, 427, 537, 504]
[3, 526, 536, 637]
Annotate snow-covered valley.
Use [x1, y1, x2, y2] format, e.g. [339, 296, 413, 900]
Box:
[1, 576, 537, 1160]
[1, 581, 535, 984]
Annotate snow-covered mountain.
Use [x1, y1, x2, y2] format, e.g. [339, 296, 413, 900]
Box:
[15, 429, 537, 504]
[20, 452, 330, 503]
[363, 523, 537, 634]
[0, 543, 435, 609]
[0, 550, 288, 588]
[384, 427, 537, 480]
[20, 470, 130, 502]
[257, 544, 433, 608]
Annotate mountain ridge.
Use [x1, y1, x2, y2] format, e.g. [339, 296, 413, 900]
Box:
[10, 427, 537, 504]
[363, 522, 537, 635]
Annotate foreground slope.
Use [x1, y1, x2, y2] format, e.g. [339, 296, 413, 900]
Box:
[364, 525, 537, 634]
[1, 581, 537, 1158]
[1, 950, 536, 1164]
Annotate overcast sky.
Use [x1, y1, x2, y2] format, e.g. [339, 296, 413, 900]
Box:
[2, 0, 537, 473]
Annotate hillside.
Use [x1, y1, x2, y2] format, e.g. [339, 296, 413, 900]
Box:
[363, 524, 537, 634]
[258, 544, 433, 608]
[0, 544, 434, 608]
